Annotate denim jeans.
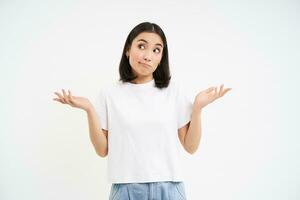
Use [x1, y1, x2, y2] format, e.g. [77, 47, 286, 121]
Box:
[109, 181, 187, 200]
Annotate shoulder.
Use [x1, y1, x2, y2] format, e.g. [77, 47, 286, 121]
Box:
[171, 79, 194, 101]
[168, 79, 186, 93]
[97, 80, 121, 96]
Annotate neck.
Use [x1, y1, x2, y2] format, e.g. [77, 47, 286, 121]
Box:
[131, 76, 154, 84]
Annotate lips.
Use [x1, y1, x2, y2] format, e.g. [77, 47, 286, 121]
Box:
[139, 62, 151, 68]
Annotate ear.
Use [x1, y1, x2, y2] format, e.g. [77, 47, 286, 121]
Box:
[126, 46, 131, 57]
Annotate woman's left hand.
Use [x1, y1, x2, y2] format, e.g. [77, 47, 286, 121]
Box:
[194, 84, 232, 110]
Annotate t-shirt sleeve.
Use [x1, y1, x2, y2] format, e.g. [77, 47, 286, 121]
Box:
[94, 88, 108, 131]
[176, 83, 193, 129]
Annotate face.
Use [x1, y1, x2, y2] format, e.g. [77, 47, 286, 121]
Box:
[126, 32, 164, 81]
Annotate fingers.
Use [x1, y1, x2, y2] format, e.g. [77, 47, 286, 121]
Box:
[68, 90, 74, 104]
[214, 87, 218, 96]
[205, 87, 215, 93]
[53, 89, 73, 104]
[218, 84, 224, 96]
[62, 89, 70, 104]
[221, 88, 232, 96]
[54, 91, 66, 103]
[54, 91, 63, 99]
[206, 84, 231, 98]
[53, 98, 64, 103]
[218, 84, 231, 97]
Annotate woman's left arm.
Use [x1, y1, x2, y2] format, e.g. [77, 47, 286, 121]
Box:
[183, 84, 232, 154]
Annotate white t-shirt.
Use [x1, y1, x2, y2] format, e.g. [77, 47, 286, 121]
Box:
[94, 78, 193, 184]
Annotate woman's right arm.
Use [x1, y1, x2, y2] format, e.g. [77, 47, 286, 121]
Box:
[86, 106, 108, 157]
[53, 89, 108, 157]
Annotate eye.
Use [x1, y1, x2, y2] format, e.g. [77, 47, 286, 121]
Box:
[138, 44, 145, 49]
[154, 48, 161, 53]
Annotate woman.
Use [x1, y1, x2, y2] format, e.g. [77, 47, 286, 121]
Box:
[53, 22, 231, 200]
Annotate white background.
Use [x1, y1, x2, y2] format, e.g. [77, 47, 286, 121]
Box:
[0, 0, 299, 199]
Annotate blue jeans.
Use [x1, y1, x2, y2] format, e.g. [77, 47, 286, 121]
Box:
[109, 181, 187, 200]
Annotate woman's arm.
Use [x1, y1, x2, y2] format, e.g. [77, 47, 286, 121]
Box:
[53, 89, 108, 157]
[86, 106, 108, 157]
[179, 84, 231, 154]
[179, 107, 202, 154]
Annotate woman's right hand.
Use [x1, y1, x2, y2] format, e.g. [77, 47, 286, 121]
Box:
[53, 89, 93, 112]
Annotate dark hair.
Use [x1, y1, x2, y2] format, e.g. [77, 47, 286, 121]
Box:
[118, 22, 171, 89]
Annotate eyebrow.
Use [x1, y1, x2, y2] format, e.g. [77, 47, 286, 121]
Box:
[137, 39, 163, 48]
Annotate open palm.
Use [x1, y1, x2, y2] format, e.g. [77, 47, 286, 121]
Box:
[53, 89, 92, 111]
[194, 84, 231, 109]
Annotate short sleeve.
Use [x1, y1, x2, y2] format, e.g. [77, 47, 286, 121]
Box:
[176, 83, 193, 129]
[94, 88, 108, 131]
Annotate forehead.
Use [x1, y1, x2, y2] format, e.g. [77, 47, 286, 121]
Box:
[133, 32, 163, 46]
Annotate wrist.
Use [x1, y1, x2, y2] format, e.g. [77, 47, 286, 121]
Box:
[85, 104, 94, 113]
[192, 104, 203, 114]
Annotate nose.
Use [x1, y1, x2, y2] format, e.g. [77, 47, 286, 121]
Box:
[143, 51, 152, 62]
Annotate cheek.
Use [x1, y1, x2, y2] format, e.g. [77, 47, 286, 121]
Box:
[131, 50, 143, 61]
[155, 55, 162, 64]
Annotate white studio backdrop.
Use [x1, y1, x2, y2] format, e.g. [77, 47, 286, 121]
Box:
[0, 0, 299, 199]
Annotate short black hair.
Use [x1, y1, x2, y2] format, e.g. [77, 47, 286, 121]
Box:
[118, 22, 171, 89]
